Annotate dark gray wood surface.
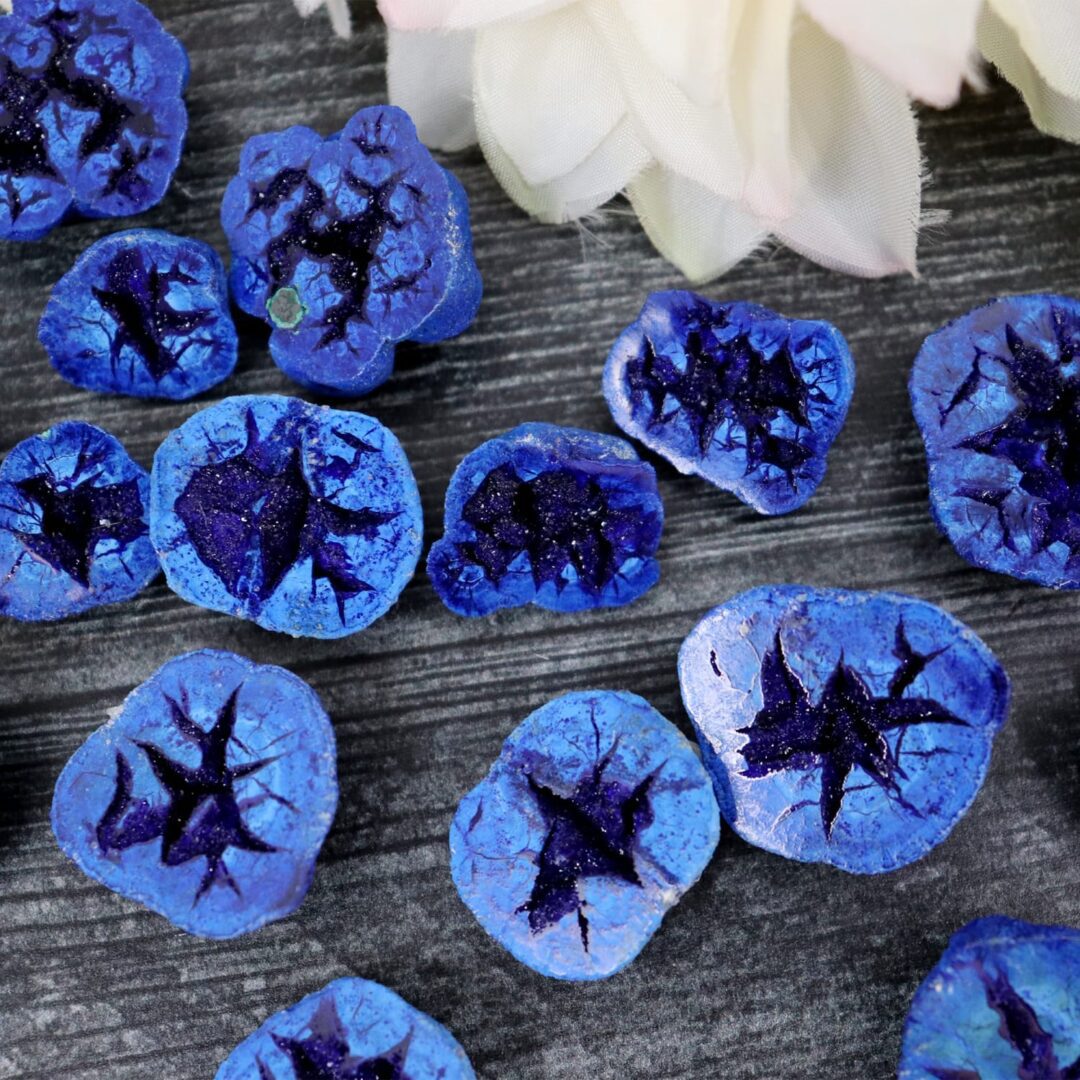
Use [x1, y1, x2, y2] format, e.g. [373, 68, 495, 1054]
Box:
[3, 3, 1080, 1077]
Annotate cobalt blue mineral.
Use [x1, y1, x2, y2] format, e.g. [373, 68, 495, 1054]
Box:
[604, 291, 854, 515]
[678, 586, 1009, 874]
[450, 690, 720, 981]
[0, 420, 157, 620]
[899, 916, 1080, 1079]
[911, 294, 1080, 588]
[151, 395, 423, 638]
[427, 423, 664, 617]
[0, 0, 189, 241]
[39, 229, 237, 399]
[215, 977, 476, 1080]
[220, 104, 481, 397]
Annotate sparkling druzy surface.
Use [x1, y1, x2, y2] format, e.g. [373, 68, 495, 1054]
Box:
[151, 395, 423, 638]
[39, 229, 237, 399]
[427, 422, 664, 617]
[603, 291, 854, 515]
[911, 294, 1080, 588]
[0, 0, 189, 241]
[450, 691, 720, 981]
[51, 649, 338, 938]
[0, 420, 157, 620]
[900, 916, 1080, 1079]
[215, 977, 476, 1080]
[678, 586, 1009, 874]
[220, 104, 481, 397]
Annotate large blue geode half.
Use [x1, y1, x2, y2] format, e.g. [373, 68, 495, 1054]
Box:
[220, 104, 482, 397]
[0, 0, 189, 241]
[450, 690, 720, 981]
[679, 586, 1009, 874]
[604, 291, 854, 515]
[52, 649, 338, 938]
[900, 916, 1080, 1078]
[151, 395, 423, 638]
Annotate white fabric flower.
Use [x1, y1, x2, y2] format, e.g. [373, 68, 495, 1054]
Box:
[294, 0, 352, 39]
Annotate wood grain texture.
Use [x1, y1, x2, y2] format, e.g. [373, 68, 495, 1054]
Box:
[2, 3, 1080, 1077]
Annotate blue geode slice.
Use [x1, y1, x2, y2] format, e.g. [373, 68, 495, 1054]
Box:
[911, 294, 1080, 588]
[604, 291, 854, 515]
[679, 586, 1009, 874]
[215, 977, 476, 1079]
[427, 422, 664, 617]
[151, 395, 423, 638]
[0, 0, 189, 242]
[220, 104, 481, 397]
[899, 916, 1080, 1078]
[450, 690, 720, 981]
[52, 649, 337, 938]
[39, 229, 237, 399]
[0, 420, 157, 620]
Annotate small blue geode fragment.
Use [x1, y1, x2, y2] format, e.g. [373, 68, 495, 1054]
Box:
[450, 690, 720, 981]
[215, 977, 476, 1079]
[0, 420, 157, 620]
[39, 229, 237, 399]
[0, 0, 189, 241]
[899, 916, 1080, 1078]
[678, 586, 1009, 874]
[911, 294, 1080, 588]
[604, 291, 854, 515]
[51, 649, 338, 938]
[151, 395, 423, 638]
[427, 422, 663, 617]
[220, 104, 482, 397]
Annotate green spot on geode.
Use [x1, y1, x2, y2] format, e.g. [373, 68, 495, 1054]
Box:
[267, 287, 307, 330]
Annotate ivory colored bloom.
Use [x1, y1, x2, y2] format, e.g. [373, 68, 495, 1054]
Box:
[293, 0, 351, 37]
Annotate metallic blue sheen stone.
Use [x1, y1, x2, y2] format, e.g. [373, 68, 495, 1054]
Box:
[220, 104, 482, 397]
[427, 422, 664, 617]
[911, 294, 1080, 588]
[0, 0, 189, 242]
[899, 916, 1080, 1079]
[0, 420, 157, 620]
[150, 395, 423, 638]
[679, 586, 1009, 874]
[604, 291, 854, 515]
[450, 690, 720, 981]
[51, 649, 338, 938]
[215, 977, 476, 1079]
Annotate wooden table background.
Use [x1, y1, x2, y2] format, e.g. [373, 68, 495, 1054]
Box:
[2, 3, 1080, 1077]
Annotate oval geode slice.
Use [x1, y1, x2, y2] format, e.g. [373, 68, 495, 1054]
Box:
[679, 586, 1009, 874]
[450, 690, 720, 981]
[0, 0, 189, 241]
[220, 104, 482, 397]
[427, 422, 664, 617]
[51, 649, 338, 938]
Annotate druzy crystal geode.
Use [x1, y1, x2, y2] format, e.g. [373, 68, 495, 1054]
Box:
[220, 104, 481, 397]
[679, 586, 1009, 874]
[0, 0, 189, 241]
[51, 650, 337, 938]
[427, 423, 664, 617]
[604, 291, 854, 514]
[450, 690, 720, 981]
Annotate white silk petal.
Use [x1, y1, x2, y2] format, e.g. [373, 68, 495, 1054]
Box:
[293, 0, 350, 35]
[377, 0, 574, 32]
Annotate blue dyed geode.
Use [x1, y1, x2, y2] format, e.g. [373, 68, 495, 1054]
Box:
[604, 291, 854, 515]
[220, 104, 481, 397]
[900, 916, 1080, 1078]
[215, 977, 476, 1079]
[427, 423, 663, 617]
[0, 420, 157, 620]
[678, 586, 1009, 874]
[0, 0, 189, 241]
[51, 649, 338, 938]
[151, 395, 423, 638]
[39, 229, 237, 399]
[450, 690, 720, 981]
[911, 294, 1080, 588]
